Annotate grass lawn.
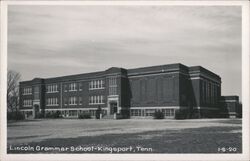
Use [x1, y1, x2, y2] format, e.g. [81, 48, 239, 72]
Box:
[7, 118, 242, 153]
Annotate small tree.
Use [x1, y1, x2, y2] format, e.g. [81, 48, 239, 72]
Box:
[7, 70, 23, 120]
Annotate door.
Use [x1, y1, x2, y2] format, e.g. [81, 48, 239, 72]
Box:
[110, 102, 117, 115]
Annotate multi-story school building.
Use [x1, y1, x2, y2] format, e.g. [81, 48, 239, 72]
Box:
[19, 63, 241, 119]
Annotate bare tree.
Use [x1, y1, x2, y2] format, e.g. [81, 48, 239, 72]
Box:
[7, 70, 21, 113]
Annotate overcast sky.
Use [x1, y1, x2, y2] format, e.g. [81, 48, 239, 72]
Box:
[8, 5, 242, 99]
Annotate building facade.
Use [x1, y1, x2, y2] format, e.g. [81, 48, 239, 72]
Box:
[220, 96, 242, 118]
[19, 63, 239, 119]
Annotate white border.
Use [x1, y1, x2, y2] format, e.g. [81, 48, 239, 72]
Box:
[0, 1, 249, 161]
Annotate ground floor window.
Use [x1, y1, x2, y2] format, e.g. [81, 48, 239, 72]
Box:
[145, 109, 155, 116]
[131, 108, 175, 117]
[89, 110, 96, 116]
[162, 109, 175, 117]
[131, 109, 141, 116]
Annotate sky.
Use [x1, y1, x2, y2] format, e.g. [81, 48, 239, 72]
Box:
[7, 5, 242, 99]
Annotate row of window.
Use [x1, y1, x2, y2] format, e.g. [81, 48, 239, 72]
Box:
[47, 80, 104, 93]
[23, 100, 32, 107]
[89, 95, 105, 104]
[46, 98, 59, 106]
[47, 84, 58, 93]
[64, 83, 82, 92]
[23, 79, 107, 95]
[45, 95, 105, 106]
[130, 109, 175, 117]
[89, 80, 105, 90]
[23, 87, 32, 95]
[201, 81, 219, 104]
[44, 110, 108, 117]
[65, 97, 82, 105]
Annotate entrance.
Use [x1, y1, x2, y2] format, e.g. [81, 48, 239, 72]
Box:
[110, 101, 117, 115]
[33, 104, 40, 118]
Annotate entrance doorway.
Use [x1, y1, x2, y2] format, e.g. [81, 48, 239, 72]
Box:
[33, 104, 40, 118]
[110, 101, 117, 115]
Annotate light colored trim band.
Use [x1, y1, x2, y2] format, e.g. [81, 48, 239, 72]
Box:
[44, 107, 108, 111]
[130, 106, 183, 110]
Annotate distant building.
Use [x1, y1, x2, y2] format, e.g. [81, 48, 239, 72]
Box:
[19, 63, 241, 119]
[220, 96, 242, 118]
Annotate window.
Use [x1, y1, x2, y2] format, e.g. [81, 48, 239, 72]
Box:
[64, 98, 68, 105]
[23, 99, 32, 107]
[211, 83, 214, 104]
[89, 80, 105, 90]
[109, 76, 117, 95]
[89, 95, 105, 105]
[64, 84, 68, 92]
[69, 97, 77, 105]
[145, 109, 155, 116]
[79, 97, 82, 105]
[131, 109, 142, 116]
[46, 98, 58, 106]
[79, 83, 83, 91]
[23, 87, 32, 95]
[69, 83, 77, 91]
[203, 81, 206, 103]
[34, 86, 40, 100]
[162, 109, 175, 117]
[46, 84, 58, 93]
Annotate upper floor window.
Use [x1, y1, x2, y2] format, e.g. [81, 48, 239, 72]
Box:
[109, 76, 117, 86]
[69, 96, 77, 105]
[46, 97, 58, 106]
[23, 87, 32, 95]
[79, 97, 82, 105]
[108, 76, 117, 95]
[69, 83, 77, 91]
[89, 80, 104, 90]
[79, 83, 83, 91]
[23, 99, 32, 107]
[34, 86, 40, 100]
[46, 84, 58, 93]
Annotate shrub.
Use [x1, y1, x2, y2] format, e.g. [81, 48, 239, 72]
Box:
[78, 113, 92, 119]
[121, 109, 130, 119]
[45, 111, 62, 119]
[175, 110, 187, 120]
[36, 112, 44, 119]
[153, 110, 165, 119]
[7, 111, 25, 120]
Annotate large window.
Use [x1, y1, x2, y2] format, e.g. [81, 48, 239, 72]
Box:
[108, 76, 117, 95]
[69, 97, 77, 105]
[79, 83, 83, 91]
[34, 86, 40, 100]
[46, 97, 58, 106]
[46, 84, 58, 93]
[79, 97, 82, 105]
[23, 99, 32, 107]
[162, 109, 175, 117]
[131, 109, 142, 116]
[89, 95, 104, 105]
[23, 87, 32, 95]
[145, 109, 155, 116]
[89, 80, 104, 90]
[69, 83, 77, 91]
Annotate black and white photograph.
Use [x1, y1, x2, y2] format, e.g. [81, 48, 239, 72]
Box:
[0, 1, 249, 161]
